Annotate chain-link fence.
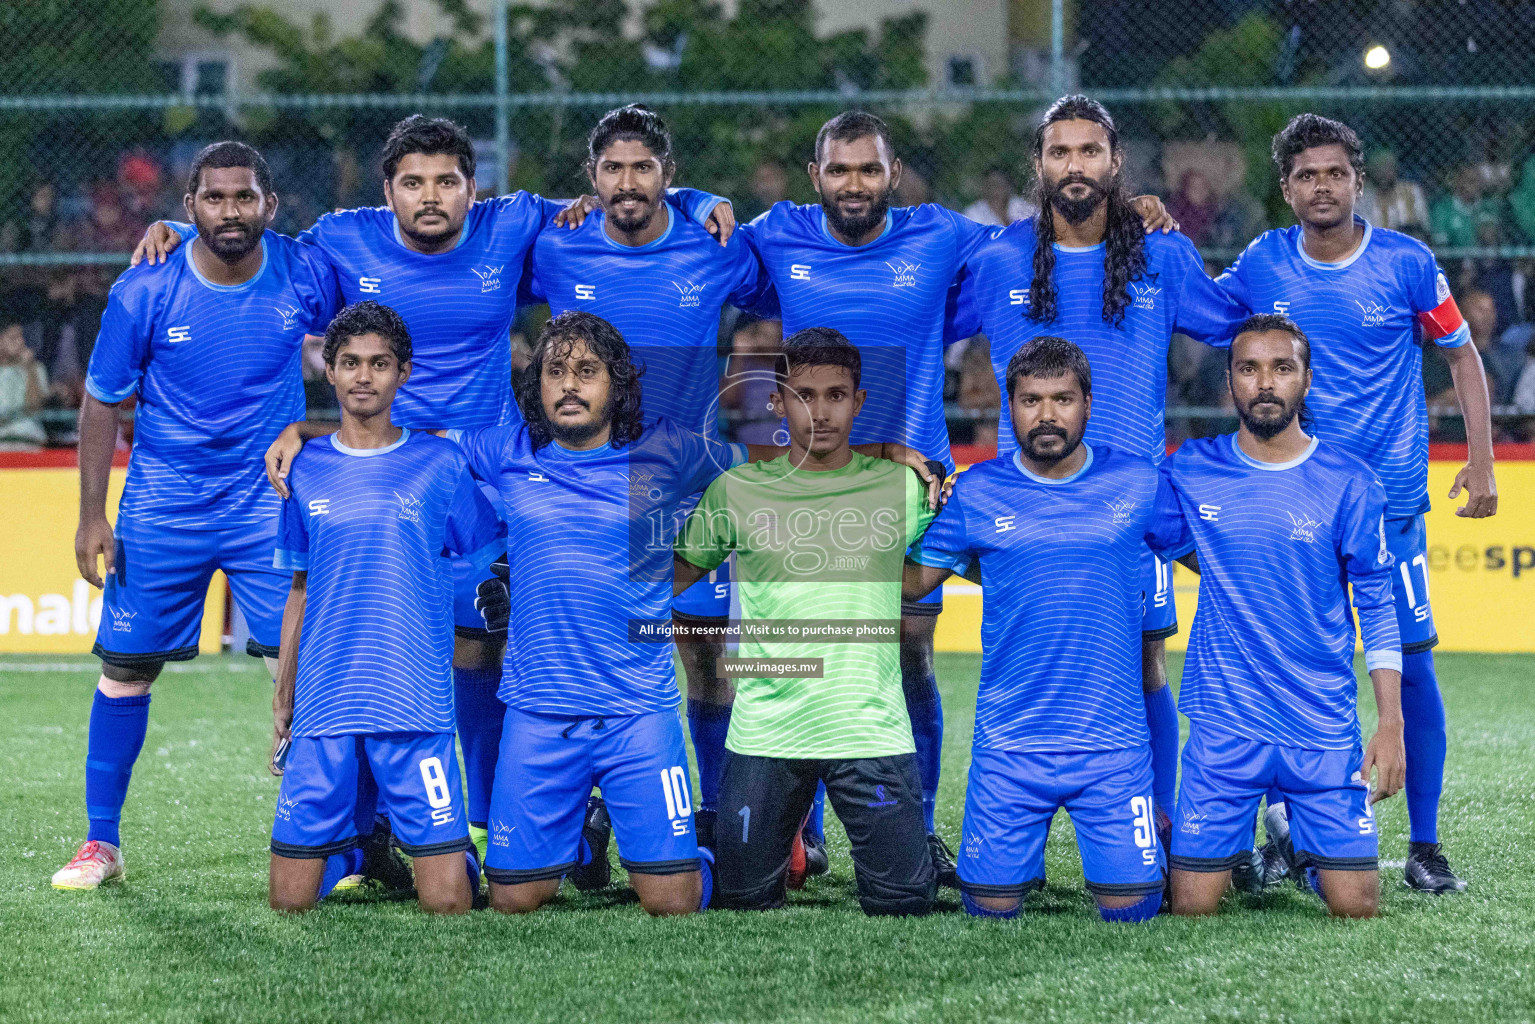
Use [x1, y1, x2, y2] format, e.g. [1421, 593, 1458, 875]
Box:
[2, 0, 1533, 446]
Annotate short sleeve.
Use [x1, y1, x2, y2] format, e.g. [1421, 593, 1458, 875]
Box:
[444, 463, 505, 569]
[942, 206, 994, 268]
[908, 482, 972, 575]
[84, 278, 156, 404]
[1170, 234, 1248, 348]
[1413, 256, 1471, 349]
[1145, 464, 1194, 559]
[296, 247, 343, 334]
[732, 219, 780, 318]
[676, 477, 734, 571]
[904, 466, 939, 547]
[447, 425, 521, 484]
[672, 425, 746, 497]
[723, 233, 769, 310]
[665, 187, 729, 228]
[167, 221, 196, 242]
[273, 493, 311, 571]
[519, 240, 548, 305]
[944, 266, 983, 343]
[1213, 243, 1257, 317]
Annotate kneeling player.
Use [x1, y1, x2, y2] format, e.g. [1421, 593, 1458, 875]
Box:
[675, 328, 939, 917]
[1164, 315, 1406, 919]
[267, 302, 503, 914]
[906, 337, 1187, 922]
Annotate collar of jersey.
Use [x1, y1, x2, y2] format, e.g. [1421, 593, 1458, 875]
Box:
[1051, 240, 1105, 254]
[1229, 432, 1319, 471]
[817, 208, 894, 247]
[598, 204, 675, 251]
[391, 214, 468, 253]
[185, 238, 269, 293]
[1012, 443, 1094, 485]
[544, 438, 617, 461]
[1295, 215, 1372, 271]
[330, 427, 411, 457]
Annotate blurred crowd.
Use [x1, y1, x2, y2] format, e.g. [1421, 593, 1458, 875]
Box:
[4, 143, 1535, 452]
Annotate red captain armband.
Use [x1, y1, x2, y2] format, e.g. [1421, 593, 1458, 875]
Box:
[1417, 272, 1466, 341]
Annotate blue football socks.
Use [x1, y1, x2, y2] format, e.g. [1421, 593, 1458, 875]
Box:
[453, 666, 504, 828]
[1097, 889, 1162, 923]
[1142, 685, 1179, 818]
[686, 699, 731, 813]
[1401, 650, 1447, 844]
[84, 690, 151, 848]
[904, 671, 944, 833]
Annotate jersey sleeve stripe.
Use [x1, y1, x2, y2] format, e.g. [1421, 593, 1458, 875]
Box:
[273, 549, 309, 571]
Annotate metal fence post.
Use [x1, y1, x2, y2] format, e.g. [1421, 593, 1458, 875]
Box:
[494, 0, 510, 196]
[1050, 0, 1065, 99]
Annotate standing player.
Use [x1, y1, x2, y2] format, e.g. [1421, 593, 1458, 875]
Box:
[944, 95, 1249, 839]
[520, 106, 768, 844]
[904, 337, 1190, 923]
[675, 329, 939, 917]
[53, 142, 340, 890]
[268, 301, 502, 914]
[133, 115, 730, 859]
[1164, 315, 1406, 919]
[1217, 115, 1497, 891]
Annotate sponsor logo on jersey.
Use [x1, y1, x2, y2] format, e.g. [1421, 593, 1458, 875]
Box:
[1273, 300, 1291, 315]
[1198, 504, 1221, 522]
[109, 609, 135, 633]
[1355, 298, 1389, 327]
[275, 304, 302, 332]
[1129, 280, 1161, 311]
[471, 264, 505, 293]
[1104, 497, 1137, 525]
[1008, 287, 1030, 307]
[789, 264, 811, 281]
[308, 499, 331, 517]
[358, 276, 382, 294]
[994, 515, 1016, 532]
[1287, 510, 1322, 543]
[1377, 516, 1390, 564]
[885, 259, 921, 288]
[166, 325, 191, 344]
[527, 471, 548, 483]
[574, 284, 596, 300]
[1436, 271, 1451, 304]
[674, 281, 704, 308]
[394, 491, 423, 524]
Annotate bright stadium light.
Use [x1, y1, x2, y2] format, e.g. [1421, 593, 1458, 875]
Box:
[1364, 44, 1392, 70]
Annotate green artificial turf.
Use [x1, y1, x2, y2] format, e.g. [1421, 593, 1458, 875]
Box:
[2, 652, 1532, 1023]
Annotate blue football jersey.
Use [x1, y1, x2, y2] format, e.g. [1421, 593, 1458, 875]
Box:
[910, 444, 1190, 753]
[170, 189, 723, 431]
[85, 233, 340, 529]
[740, 203, 991, 470]
[1217, 217, 1471, 517]
[1163, 434, 1402, 749]
[947, 222, 1247, 460]
[274, 430, 504, 736]
[449, 419, 745, 716]
[525, 206, 767, 436]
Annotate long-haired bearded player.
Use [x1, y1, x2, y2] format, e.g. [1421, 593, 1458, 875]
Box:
[946, 95, 1249, 849]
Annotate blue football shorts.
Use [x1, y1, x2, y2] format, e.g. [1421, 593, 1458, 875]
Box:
[1170, 721, 1378, 873]
[1140, 544, 1177, 640]
[958, 744, 1164, 899]
[673, 555, 733, 622]
[1385, 514, 1437, 653]
[94, 514, 288, 666]
[270, 732, 472, 858]
[484, 707, 701, 883]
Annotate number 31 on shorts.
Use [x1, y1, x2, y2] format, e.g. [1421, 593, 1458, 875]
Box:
[1130, 795, 1158, 866]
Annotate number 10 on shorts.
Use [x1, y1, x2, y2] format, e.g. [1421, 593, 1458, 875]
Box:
[659, 766, 692, 836]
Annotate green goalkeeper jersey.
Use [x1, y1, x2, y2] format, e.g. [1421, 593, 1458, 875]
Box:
[676, 452, 935, 758]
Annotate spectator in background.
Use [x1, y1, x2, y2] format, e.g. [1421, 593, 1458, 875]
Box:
[962, 166, 1035, 227]
[0, 319, 48, 449]
[1508, 153, 1535, 243]
[1511, 332, 1535, 436]
[1458, 288, 1523, 407]
[741, 159, 790, 222]
[1359, 150, 1429, 234]
[1424, 290, 1509, 441]
[117, 150, 168, 223]
[1431, 165, 1498, 248]
[1464, 216, 1525, 331]
[1167, 169, 1223, 247]
[895, 153, 935, 208]
[0, 182, 60, 254]
[718, 314, 783, 444]
[952, 334, 1000, 448]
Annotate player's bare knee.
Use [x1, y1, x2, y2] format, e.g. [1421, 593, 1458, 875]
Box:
[967, 894, 1022, 916]
[1140, 637, 1167, 692]
[417, 889, 472, 916]
[1168, 870, 1225, 915]
[1321, 871, 1379, 918]
[98, 664, 158, 695]
[635, 873, 702, 917]
[268, 889, 317, 914]
[489, 880, 555, 914]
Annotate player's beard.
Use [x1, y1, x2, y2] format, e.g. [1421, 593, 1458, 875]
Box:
[1046, 172, 1111, 226]
[822, 184, 893, 239]
[1019, 423, 1082, 465]
[199, 218, 263, 262]
[399, 206, 464, 247]
[1236, 391, 1301, 440]
[606, 190, 659, 233]
[547, 394, 615, 447]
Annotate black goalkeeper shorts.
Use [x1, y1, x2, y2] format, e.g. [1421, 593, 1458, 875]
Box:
[714, 750, 935, 916]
